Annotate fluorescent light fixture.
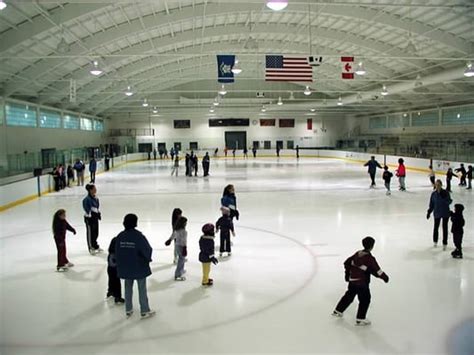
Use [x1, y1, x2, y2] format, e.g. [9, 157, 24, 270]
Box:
[277, 96, 283, 105]
[381, 85, 388, 96]
[266, 0, 288, 11]
[124, 85, 134, 96]
[403, 113, 407, 118]
[355, 62, 366, 75]
[457, 113, 461, 118]
[417, 111, 421, 116]
[218, 84, 227, 96]
[337, 96, 343, 106]
[213, 97, 220, 106]
[231, 59, 242, 75]
[0, 1, 6, 10]
[303, 86, 312, 96]
[142, 98, 149, 107]
[89, 60, 103, 76]
[152, 106, 158, 114]
[310, 108, 316, 112]
[261, 105, 267, 112]
[209, 107, 215, 113]
[464, 63, 474, 77]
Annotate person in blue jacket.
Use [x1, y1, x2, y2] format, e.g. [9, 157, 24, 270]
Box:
[115, 214, 155, 319]
[221, 184, 239, 221]
[83, 184, 102, 254]
[427, 180, 452, 250]
[89, 158, 97, 183]
[363, 156, 383, 188]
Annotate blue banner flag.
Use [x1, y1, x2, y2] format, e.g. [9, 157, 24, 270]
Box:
[217, 55, 235, 83]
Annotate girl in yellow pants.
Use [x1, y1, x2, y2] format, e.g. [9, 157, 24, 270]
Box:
[199, 223, 219, 286]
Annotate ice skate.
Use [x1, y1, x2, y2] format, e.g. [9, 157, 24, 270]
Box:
[126, 311, 134, 318]
[332, 310, 343, 318]
[89, 248, 97, 255]
[115, 298, 125, 304]
[141, 310, 156, 319]
[175, 276, 186, 281]
[96, 248, 104, 253]
[56, 266, 68, 272]
[66, 262, 74, 267]
[386, 191, 391, 195]
[106, 292, 113, 298]
[356, 319, 371, 326]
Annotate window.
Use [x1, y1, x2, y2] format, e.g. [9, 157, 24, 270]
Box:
[442, 106, 474, 126]
[412, 110, 438, 127]
[39, 109, 61, 128]
[279, 119, 295, 128]
[80, 117, 93, 131]
[369, 117, 387, 129]
[174, 120, 191, 129]
[209, 118, 249, 127]
[94, 120, 104, 132]
[63, 114, 79, 129]
[5, 102, 37, 127]
[388, 114, 410, 128]
[260, 119, 276, 127]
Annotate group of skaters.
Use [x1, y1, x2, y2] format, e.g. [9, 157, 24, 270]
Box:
[51, 157, 99, 191]
[52, 180, 240, 319]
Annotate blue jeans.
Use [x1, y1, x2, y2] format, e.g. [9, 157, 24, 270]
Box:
[124, 278, 150, 314]
[175, 246, 186, 278]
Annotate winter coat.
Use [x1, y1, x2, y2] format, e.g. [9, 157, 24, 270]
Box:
[53, 220, 75, 241]
[74, 161, 85, 172]
[396, 164, 406, 177]
[216, 215, 234, 238]
[382, 171, 393, 183]
[364, 160, 382, 174]
[468, 167, 473, 179]
[89, 159, 97, 172]
[82, 194, 100, 220]
[221, 194, 237, 211]
[344, 250, 387, 286]
[428, 189, 452, 219]
[199, 235, 215, 263]
[115, 228, 152, 280]
[450, 212, 465, 234]
[170, 229, 187, 247]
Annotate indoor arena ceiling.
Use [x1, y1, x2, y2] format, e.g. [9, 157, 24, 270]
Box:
[0, 0, 473, 120]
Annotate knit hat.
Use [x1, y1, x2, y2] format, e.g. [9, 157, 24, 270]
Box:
[202, 223, 215, 236]
[221, 206, 230, 215]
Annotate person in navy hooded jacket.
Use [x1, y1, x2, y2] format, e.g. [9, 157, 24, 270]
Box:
[83, 184, 102, 254]
[115, 214, 155, 319]
[427, 179, 452, 250]
[221, 184, 239, 221]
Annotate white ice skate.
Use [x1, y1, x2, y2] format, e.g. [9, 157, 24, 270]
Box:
[356, 319, 371, 326]
[175, 276, 186, 281]
[66, 262, 74, 267]
[331, 310, 343, 318]
[141, 310, 156, 319]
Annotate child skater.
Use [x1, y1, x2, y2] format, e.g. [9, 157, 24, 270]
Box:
[199, 223, 219, 286]
[332, 236, 389, 326]
[165, 216, 188, 281]
[171, 155, 179, 177]
[451, 204, 465, 259]
[467, 165, 472, 190]
[382, 166, 393, 196]
[67, 165, 74, 187]
[396, 158, 406, 191]
[52, 209, 76, 272]
[221, 184, 240, 221]
[216, 207, 235, 257]
[428, 165, 436, 189]
[169, 208, 182, 264]
[107, 236, 125, 304]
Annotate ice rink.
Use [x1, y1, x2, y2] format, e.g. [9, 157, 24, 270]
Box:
[0, 157, 473, 355]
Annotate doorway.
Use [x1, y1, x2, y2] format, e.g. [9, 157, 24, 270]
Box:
[138, 143, 153, 153]
[225, 131, 247, 150]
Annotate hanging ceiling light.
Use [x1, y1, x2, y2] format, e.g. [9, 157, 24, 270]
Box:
[355, 62, 366, 76]
[124, 85, 134, 96]
[277, 96, 283, 105]
[464, 63, 474, 77]
[310, 108, 316, 112]
[414, 74, 423, 88]
[261, 105, 267, 112]
[152, 106, 158, 114]
[0, 1, 6, 10]
[381, 85, 389, 96]
[213, 97, 220, 106]
[89, 60, 103, 76]
[303, 86, 312, 96]
[209, 107, 215, 113]
[142, 98, 149, 107]
[231, 59, 242, 75]
[337, 96, 343, 106]
[457, 113, 461, 118]
[266, 0, 288, 11]
[218, 84, 227, 96]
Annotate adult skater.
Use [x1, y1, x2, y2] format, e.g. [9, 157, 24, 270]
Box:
[224, 147, 228, 157]
[252, 146, 257, 158]
[73, 159, 85, 186]
[232, 149, 236, 158]
[115, 214, 155, 319]
[296, 145, 300, 159]
[171, 155, 179, 177]
[243, 147, 248, 159]
[83, 184, 102, 254]
[214, 148, 218, 157]
[153, 149, 157, 160]
[193, 154, 199, 177]
[332, 236, 389, 326]
[363, 156, 382, 188]
[89, 157, 97, 183]
[202, 152, 210, 177]
[396, 158, 406, 191]
[169, 208, 182, 263]
[428, 165, 436, 189]
[276, 145, 281, 158]
[467, 165, 473, 190]
[170, 147, 175, 161]
[455, 164, 467, 186]
[185, 153, 191, 176]
[104, 154, 110, 171]
[221, 184, 239, 221]
[427, 180, 452, 250]
[446, 168, 457, 193]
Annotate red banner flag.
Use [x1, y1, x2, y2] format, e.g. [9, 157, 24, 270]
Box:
[341, 56, 354, 79]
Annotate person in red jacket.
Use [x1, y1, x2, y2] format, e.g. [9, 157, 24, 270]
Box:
[52, 209, 76, 272]
[332, 236, 389, 326]
[396, 158, 406, 191]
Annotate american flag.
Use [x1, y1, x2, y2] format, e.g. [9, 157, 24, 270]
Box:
[265, 55, 313, 82]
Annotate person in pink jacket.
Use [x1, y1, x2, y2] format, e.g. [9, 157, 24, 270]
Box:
[396, 158, 406, 191]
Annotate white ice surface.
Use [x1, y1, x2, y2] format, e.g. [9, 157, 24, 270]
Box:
[0, 157, 473, 355]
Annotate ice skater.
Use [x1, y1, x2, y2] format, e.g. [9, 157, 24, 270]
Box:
[296, 145, 300, 159]
[396, 158, 406, 191]
[232, 149, 236, 158]
[89, 157, 97, 183]
[52, 209, 76, 272]
[221, 184, 239, 221]
[216, 207, 235, 257]
[276, 146, 281, 158]
[332, 236, 389, 326]
[165, 216, 188, 281]
[202, 152, 210, 177]
[171, 155, 179, 176]
[168, 208, 182, 264]
[427, 180, 452, 250]
[107, 236, 125, 304]
[193, 154, 199, 177]
[382, 166, 393, 195]
[67, 165, 74, 187]
[115, 214, 155, 319]
[185, 153, 191, 176]
[83, 184, 102, 254]
[446, 168, 457, 193]
[467, 165, 472, 190]
[455, 164, 467, 186]
[243, 147, 248, 158]
[428, 165, 436, 189]
[74, 159, 85, 186]
[450, 204, 465, 259]
[199, 223, 219, 286]
[363, 156, 382, 188]
[252, 146, 257, 158]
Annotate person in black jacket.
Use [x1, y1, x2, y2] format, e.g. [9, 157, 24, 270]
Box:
[199, 223, 219, 286]
[216, 207, 235, 257]
[202, 152, 210, 177]
[382, 166, 393, 196]
[451, 204, 465, 259]
[363, 156, 383, 188]
[107, 237, 125, 304]
[446, 168, 457, 193]
[467, 165, 472, 190]
[455, 164, 467, 186]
